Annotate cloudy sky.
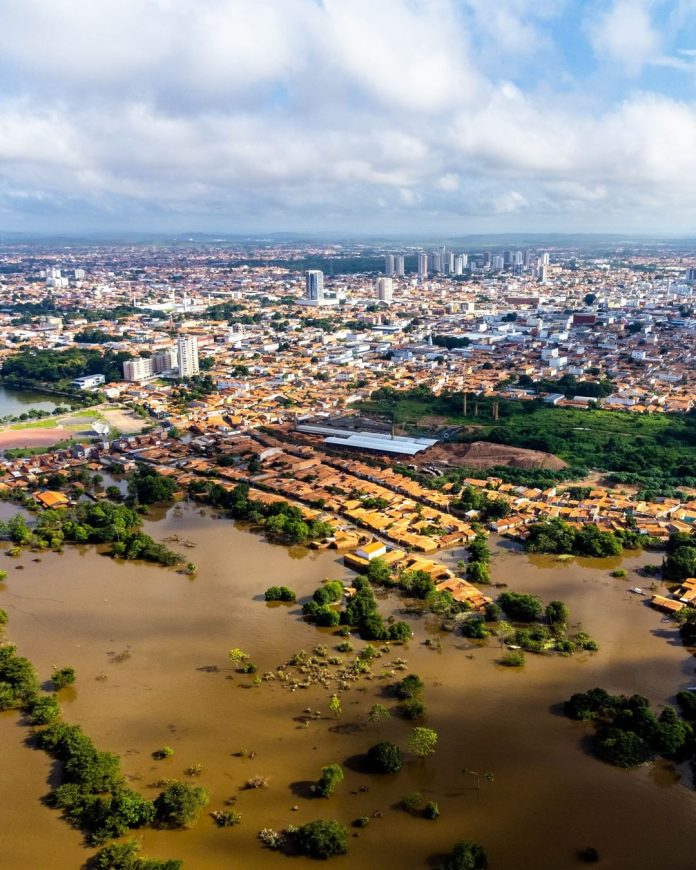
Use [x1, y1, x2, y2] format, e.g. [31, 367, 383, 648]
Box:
[2, 0, 696, 234]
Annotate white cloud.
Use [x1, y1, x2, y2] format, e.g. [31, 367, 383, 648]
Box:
[0, 0, 694, 231]
[588, 0, 661, 74]
[492, 190, 528, 214]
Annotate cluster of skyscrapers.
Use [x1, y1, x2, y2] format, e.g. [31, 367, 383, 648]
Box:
[384, 254, 406, 277]
[388, 248, 549, 279]
[299, 247, 553, 309]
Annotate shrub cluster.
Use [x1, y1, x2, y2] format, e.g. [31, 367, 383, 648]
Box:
[496, 593, 597, 655]
[465, 535, 491, 585]
[264, 585, 296, 602]
[394, 673, 426, 719]
[314, 763, 344, 798]
[341, 578, 411, 642]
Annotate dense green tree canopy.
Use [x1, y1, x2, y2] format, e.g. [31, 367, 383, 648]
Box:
[366, 741, 402, 774]
[564, 688, 693, 768]
[295, 819, 348, 859]
[127, 466, 177, 505]
[441, 840, 489, 870]
[153, 782, 209, 828]
[524, 518, 624, 557]
[497, 592, 543, 623]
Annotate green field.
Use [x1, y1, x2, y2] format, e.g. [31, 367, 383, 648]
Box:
[359, 388, 696, 492]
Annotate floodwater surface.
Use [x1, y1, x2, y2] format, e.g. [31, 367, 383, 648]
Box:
[0, 385, 60, 417]
[1, 505, 695, 870]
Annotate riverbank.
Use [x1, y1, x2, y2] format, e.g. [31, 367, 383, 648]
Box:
[0, 504, 694, 869]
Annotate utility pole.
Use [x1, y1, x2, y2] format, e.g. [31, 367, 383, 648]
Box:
[463, 392, 468, 416]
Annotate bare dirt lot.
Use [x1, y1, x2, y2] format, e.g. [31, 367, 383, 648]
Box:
[415, 440, 567, 470]
[0, 429, 69, 450]
[100, 407, 146, 435]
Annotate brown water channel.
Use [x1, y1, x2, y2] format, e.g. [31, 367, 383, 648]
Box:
[1, 503, 695, 870]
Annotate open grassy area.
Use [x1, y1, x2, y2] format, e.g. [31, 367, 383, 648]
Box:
[7, 409, 106, 432]
[359, 389, 696, 492]
[8, 419, 61, 431]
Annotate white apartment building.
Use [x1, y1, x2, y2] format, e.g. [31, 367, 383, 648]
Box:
[177, 335, 200, 377]
[376, 277, 393, 303]
[123, 357, 154, 381]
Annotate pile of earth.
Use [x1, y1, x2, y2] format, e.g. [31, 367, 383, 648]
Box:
[415, 440, 567, 470]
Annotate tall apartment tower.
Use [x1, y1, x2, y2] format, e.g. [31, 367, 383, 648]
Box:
[384, 254, 395, 276]
[417, 253, 428, 279]
[454, 255, 464, 275]
[376, 277, 393, 303]
[123, 357, 154, 381]
[177, 335, 200, 377]
[394, 255, 405, 277]
[306, 270, 324, 302]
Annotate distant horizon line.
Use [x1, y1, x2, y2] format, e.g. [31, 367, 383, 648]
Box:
[3, 230, 696, 245]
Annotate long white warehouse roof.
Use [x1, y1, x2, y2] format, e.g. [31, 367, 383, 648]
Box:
[323, 432, 437, 455]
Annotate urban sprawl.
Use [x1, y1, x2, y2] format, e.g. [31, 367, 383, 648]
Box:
[0, 238, 695, 614]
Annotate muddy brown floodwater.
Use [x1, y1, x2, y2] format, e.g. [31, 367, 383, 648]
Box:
[1, 503, 695, 870]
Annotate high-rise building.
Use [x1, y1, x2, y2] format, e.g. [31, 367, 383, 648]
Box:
[177, 335, 200, 377]
[384, 254, 395, 276]
[513, 251, 524, 266]
[430, 251, 442, 273]
[153, 347, 178, 373]
[123, 357, 154, 381]
[376, 277, 393, 303]
[541, 252, 550, 266]
[306, 270, 324, 302]
[454, 255, 464, 275]
[444, 252, 455, 274]
[493, 255, 505, 271]
[417, 253, 428, 279]
[686, 268, 696, 284]
[394, 255, 405, 277]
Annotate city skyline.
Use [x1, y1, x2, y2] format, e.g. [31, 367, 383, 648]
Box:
[3, 1, 696, 235]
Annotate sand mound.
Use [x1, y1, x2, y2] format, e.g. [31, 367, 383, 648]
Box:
[417, 440, 566, 471]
